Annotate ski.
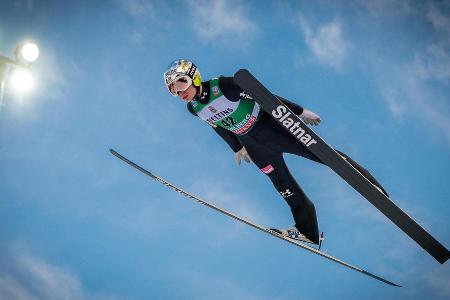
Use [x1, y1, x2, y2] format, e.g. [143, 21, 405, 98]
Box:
[233, 69, 450, 264]
[110, 149, 399, 287]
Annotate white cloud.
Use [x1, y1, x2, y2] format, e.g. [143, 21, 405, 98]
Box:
[375, 45, 450, 143]
[414, 44, 450, 84]
[426, 3, 450, 36]
[350, 1, 450, 145]
[115, 0, 154, 18]
[425, 266, 450, 298]
[298, 16, 348, 70]
[191, 177, 267, 222]
[172, 269, 274, 300]
[357, 0, 414, 18]
[0, 245, 119, 300]
[0, 274, 37, 300]
[182, 176, 272, 246]
[13, 0, 34, 10]
[185, 0, 257, 44]
[129, 30, 145, 43]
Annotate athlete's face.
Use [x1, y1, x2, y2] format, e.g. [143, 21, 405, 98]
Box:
[177, 84, 197, 102]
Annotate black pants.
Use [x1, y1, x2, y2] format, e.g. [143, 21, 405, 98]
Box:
[238, 113, 386, 244]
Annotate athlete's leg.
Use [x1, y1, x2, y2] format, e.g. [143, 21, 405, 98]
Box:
[263, 155, 320, 243]
[241, 140, 320, 244]
[265, 120, 389, 197]
[285, 143, 389, 197]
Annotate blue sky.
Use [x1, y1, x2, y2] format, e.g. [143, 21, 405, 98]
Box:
[0, 0, 449, 299]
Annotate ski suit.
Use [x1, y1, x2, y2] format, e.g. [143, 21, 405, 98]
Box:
[188, 76, 386, 244]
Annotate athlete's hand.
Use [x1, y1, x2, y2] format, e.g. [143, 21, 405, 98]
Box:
[299, 109, 321, 126]
[235, 147, 252, 166]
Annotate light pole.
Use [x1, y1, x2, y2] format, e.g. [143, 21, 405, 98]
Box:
[0, 42, 40, 111]
[0, 56, 13, 109]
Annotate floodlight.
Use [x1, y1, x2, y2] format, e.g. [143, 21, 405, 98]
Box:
[10, 69, 34, 92]
[15, 42, 40, 63]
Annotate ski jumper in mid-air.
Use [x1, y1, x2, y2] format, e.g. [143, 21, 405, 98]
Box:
[163, 59, 389, 244]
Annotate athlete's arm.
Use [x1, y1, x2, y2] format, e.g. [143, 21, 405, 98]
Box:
[218, 76, 243, 101]
[220, 76, 306, 114]
[228, 73, 320, 125]
[274, 95, 304, 115]
[187, 102, 243, 152]
[213, 126, 244, 152]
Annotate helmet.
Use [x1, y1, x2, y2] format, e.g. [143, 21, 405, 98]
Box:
[163, 59, 202, 96]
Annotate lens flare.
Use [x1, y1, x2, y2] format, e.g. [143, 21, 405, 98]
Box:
[10, 69, 34, 92]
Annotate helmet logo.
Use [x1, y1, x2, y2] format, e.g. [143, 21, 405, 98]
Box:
[188, 65, 196, 78]
[208, 106, 218, 113]
[180, 61, 190, 72]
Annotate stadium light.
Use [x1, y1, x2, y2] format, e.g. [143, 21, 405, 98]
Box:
[15, 42, 40, 64]
[10, 69, 34, 92]
[0, 41, 39, 110]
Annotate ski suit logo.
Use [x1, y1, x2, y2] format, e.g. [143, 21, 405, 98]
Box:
[261, 164, 275, 174]
[240, 92, 253, 100]
[280, 189, 294, 198]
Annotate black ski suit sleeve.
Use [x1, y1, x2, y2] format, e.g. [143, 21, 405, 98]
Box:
[224, 74, 305, 115]
[187, 102, 243, 152]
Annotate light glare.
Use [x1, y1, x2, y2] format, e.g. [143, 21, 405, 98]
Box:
[10, 69, 34, 92]
[20, 43, 40, 63]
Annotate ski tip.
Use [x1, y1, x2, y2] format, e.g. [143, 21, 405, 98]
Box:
[361, 270, 401, 287]
[109, 149, 123, 159]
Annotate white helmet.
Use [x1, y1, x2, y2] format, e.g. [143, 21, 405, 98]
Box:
[163, 59, 202, 96]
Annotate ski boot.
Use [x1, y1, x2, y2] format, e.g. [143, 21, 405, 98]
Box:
[270, 226, 314, 244]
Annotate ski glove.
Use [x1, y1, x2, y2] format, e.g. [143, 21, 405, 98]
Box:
[235, 147, 252, 166]
[299, 109, 321, 126]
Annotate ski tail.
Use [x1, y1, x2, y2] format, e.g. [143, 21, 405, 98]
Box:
[361, 270, 401, 287]
[318, 232, 324, 251]
[110, 149, 158, 180]
[110, 149, 400, 287]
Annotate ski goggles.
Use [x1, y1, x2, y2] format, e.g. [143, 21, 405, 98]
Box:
[167, 76, 192, 96]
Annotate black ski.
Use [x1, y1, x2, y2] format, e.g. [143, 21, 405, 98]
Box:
[110, 149, 399, 286]
[233, 69, 449, 264]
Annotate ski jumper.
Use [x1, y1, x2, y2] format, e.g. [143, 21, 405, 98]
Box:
[188, 76, 386, 244]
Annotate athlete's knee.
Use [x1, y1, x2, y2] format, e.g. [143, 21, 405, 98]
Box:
[272, 177, 296, 200]
[259, 163, 294, 198]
